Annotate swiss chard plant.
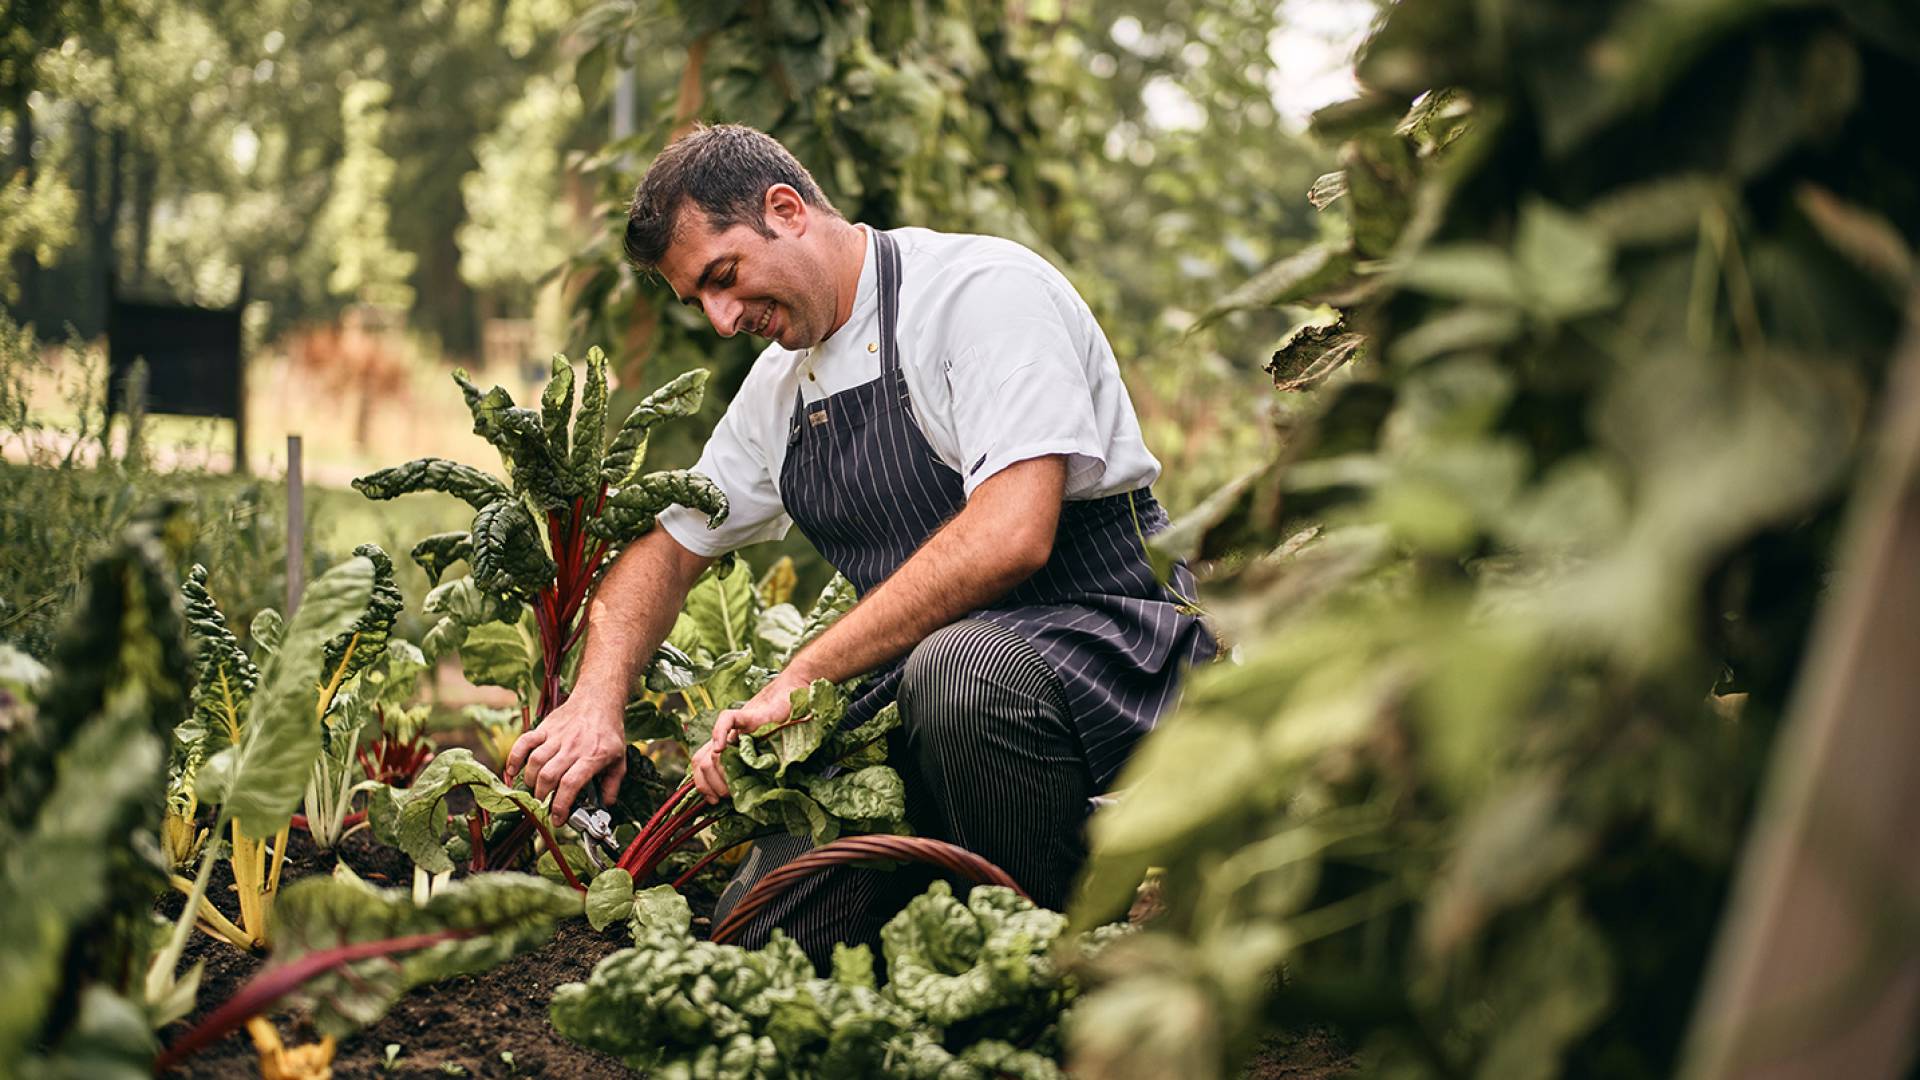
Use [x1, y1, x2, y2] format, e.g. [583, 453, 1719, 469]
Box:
[554, 879, 1123, 1079]
[354, 348, 726, 751]
[157, 548, 398, 959]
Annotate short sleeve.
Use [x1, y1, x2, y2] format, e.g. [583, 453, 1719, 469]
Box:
[657, 369, 793, 557]
[940, 269, 1107, 498]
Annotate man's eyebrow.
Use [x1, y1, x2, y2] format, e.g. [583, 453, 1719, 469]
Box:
[693, 255, 730, 293]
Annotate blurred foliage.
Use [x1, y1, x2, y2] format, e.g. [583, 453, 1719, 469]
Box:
[1069, 2, 1920, 1078]
[560, 0, 1331, 510]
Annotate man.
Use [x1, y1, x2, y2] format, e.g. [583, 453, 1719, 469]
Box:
[506, 123, 1210, 962]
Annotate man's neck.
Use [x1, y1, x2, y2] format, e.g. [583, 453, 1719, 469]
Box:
[822, 221, 868, 342]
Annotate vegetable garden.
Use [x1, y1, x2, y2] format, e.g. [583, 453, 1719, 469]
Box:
[5, 0, 1920, 1078]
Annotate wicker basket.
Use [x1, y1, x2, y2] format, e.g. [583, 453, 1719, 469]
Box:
[708, 834, 1027, 945]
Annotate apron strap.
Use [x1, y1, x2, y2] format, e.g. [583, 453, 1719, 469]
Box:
[874, 229, 904, 378]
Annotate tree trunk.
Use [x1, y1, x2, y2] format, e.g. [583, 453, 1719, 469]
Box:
[7, 88, 37, 319]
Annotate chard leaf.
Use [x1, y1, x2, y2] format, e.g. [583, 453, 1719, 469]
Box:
[753, 603, 804, 666]
[756, 556, 798, 608]
[570, 347, 610, 493]
[351, 457, 510, 511]
[881, 881, 1067, 1028]
[422, 617, 465, 661]
[599, 369, 709, 487]
[797, 574, 857, 651]
[269, 871, 581, 1037]
[453, 370, 572, 510]
[589, 469, 729, 544]
[457, 620, 533, 697]
[540, 354, 576, 468]
[181, 564, 259, 761]
[802, 765, 906, 827]
[422, 575, 520, 629]
[628, 884, 692, 939]
[623, 698, 677, 742]
[470, 497, 557, 600]
[585, 868, 635, 931]
[248, 608, 283, 661]
[200, 556, 377, 838]
[320, 543, 404, 685]
[389, 749, 547, 873]
[670, 559, 759, 658]
[362, 639, 429, 710]
[408, 531, 473, 587]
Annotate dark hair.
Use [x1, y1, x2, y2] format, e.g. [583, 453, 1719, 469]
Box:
[623, 124, 840, 272]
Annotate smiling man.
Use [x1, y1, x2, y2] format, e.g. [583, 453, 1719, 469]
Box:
[506, 123, 1211, 964]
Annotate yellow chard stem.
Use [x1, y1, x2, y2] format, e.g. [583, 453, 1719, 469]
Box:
[168, 874, 254, 951]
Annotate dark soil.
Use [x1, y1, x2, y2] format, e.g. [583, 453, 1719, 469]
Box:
[156, 827, 641, 1079]
[154, 828, 1351, 1078]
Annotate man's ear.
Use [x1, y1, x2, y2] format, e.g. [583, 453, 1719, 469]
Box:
[764, 184, 808, 236]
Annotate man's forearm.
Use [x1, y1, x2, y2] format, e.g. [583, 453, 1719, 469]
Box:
[570, 527, 713, 704]
[783, 456, 1064, 686]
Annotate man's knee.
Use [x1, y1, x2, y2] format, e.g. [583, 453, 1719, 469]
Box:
[899, 619, 1038, 742]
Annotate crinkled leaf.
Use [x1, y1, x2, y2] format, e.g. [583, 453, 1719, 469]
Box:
[628, 884, 692, 939]
[352, 457, 510, 511]
[802, 765, 906, 828]
[453, 369, 571, 510]
[599, 369, 710, 487]
[321, 544, 404, 685]
[623, 697, 677, 742]
[753, 603, 804, 666]
[570, 347, 611, 491]
[422, 575, 521, 630]
[409, 532, 473, 587]
[389, 749, 548, 873]
[540, 354, 576, 468]
[181, 564, 259, 762]
[200, 556, 376, 838]
[589, 469, 729, 544]
[470, 498, 557, 600]
[881, 881, 1067, 1028]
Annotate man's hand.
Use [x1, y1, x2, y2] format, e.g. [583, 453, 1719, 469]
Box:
[690, 671, 809, 803]
[505, 688, 629, 824]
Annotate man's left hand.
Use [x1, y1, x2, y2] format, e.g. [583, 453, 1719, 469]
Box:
[690, 672, 808, 803]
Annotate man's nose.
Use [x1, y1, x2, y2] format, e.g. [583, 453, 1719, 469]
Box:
[705, 293, 742, 337]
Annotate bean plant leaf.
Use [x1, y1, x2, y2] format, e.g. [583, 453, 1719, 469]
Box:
[409, 532, 473, 587]
[199, 556, 377, 838]
[270, 871, 582, 1037]
[599, 369, 710, 487]
[471, 497, 557, 600]
[352, 457, 511, 511]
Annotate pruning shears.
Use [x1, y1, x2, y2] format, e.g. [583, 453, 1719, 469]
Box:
[567, 792, 619, 871]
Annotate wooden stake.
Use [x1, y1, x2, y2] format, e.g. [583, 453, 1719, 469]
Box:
[285, 434, 304, 617]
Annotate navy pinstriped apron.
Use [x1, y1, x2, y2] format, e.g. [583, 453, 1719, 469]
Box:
[778, 228, 1213, 789]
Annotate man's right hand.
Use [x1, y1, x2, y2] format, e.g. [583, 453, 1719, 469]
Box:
[504, 689, 629, 824]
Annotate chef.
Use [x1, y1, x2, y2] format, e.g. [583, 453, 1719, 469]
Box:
[507, 123, 1211, 964]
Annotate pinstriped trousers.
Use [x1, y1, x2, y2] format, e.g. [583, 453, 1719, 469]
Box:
[711, 618, 1095, 970]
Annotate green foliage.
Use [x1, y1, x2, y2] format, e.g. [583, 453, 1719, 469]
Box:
[383, 748, 552, 875]
[553, 878, 1121, 1079]
[0, 513, 192, 1074]
[267, 870, 583, 1037]
[1069, 3, 1920, 1078]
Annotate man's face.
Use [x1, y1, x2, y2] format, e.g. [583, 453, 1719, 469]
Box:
[656, 196, 830, 351]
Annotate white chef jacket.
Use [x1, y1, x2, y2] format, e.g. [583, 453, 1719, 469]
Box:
[658, 225, 1161, 557]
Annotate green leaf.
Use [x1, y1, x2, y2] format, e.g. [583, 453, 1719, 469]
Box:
[423, 576, 520, 629]
[321, 543, 405, 686]
[570, 347, 611, 491]
[881, 880, 1066, 1028]
[540, 354, 576, 468]
[456, 621, 534, 697]
[352, 457, 511, 511]
[586, 868, 635, 931]
[1396, 244, 1522, 307]
[628, 884, 692, 939]
[270, 871, 581, 1037]
[249, 608, 284, 660]
[201, 556, 377, 838]
[409, 532, 474, 587]
[589, 469, 730, 544]
[672, 560, 759, 658]
[389, 749, 547, 873]
[1195, 243, 1357, 330]
[470, 498, 558, 601]
[181, 564, 259, 762]
[1513, 197, 1618, 321]
[599, 369, 710, 487]
[453, 370, 572, 510]
[802, 765, 905, 827]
